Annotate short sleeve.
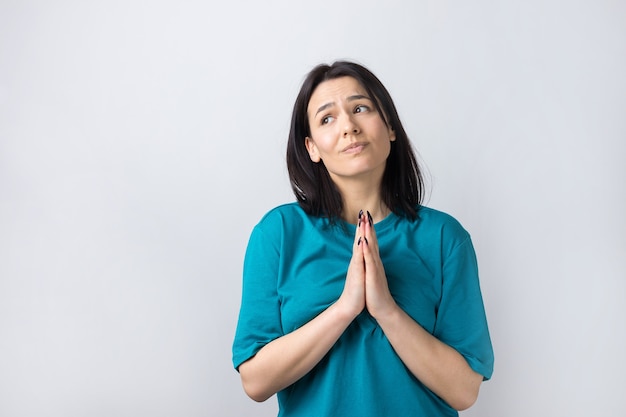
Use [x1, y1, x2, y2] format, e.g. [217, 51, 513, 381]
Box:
[433, 236, 494, 380]
[232, 221, 284, 370]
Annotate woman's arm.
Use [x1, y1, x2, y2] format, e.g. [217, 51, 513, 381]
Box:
[239, 299, 357, 402]
[372, 303, 483, 410]
[238, 228, 366, 402]
[360, 215, 483, 411]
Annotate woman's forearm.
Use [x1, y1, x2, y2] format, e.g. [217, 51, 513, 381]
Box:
[238, 300, 358, 402]
[374, 304, 483, 411]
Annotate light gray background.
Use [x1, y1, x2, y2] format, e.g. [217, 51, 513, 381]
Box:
[1, 1, 624, 416]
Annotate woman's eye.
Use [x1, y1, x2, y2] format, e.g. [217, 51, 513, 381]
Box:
[321, 115, 334, 125]
[354, 105, 369, 113]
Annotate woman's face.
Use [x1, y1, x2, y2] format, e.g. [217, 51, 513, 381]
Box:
[305, 76, 396, 184]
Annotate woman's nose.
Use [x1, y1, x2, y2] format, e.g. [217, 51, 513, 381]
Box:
[343, 117, 360, 136]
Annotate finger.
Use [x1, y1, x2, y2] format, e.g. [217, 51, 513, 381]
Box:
[363, 211, 379, 254]
[365, 211, 378, 240]
[349, 216, 366, 280]
[356, 209, 367, 246]
[361, 231, 376, 265]
[360, 226, 377, 268]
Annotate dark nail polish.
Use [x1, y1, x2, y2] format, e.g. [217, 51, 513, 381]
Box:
[358, 236, 362, 245]
[367, 211, 373, 226]
[358, 210, 363, 227]
[364, 237, 369, 245]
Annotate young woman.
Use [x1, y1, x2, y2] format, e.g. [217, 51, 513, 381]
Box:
[233, 61, 494, 416]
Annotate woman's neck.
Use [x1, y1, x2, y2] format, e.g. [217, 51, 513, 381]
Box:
[332, 174, 390, 225]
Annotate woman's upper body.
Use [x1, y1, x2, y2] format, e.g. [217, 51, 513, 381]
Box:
[232, 61, 494, 416]
[233, 203, 494, 416]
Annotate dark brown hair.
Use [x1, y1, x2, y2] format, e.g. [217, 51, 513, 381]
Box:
[286, 61, 424, 221]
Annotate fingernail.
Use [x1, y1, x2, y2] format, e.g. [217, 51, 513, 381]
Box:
[367, 211, 373, 226]
[358, 236, 362, 245]
[364, 237, 369, 245]
[358, 209, 363, 227]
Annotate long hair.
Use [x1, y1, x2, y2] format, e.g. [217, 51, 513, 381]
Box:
[286, 61, 424, 221]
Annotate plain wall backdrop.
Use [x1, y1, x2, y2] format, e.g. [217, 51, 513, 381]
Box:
[1, 1, 624, 416]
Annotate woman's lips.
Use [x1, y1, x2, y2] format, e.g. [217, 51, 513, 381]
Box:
[342, 142, 367, 154]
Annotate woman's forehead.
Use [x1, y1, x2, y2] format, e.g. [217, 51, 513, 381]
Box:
[307, 77, 369, 112]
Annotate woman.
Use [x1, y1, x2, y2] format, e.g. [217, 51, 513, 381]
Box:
[232, 61, 494, 416]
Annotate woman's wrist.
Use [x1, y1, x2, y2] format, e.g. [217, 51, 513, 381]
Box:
[368, 298, 401, 324]
[332, 296, 363, 323]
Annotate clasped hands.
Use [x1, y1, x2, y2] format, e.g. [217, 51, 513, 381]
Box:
[338, 210, 398, 321]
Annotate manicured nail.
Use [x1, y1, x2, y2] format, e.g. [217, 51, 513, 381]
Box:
[367, 211, 373, 226]
[358, 209, 363, 227]
[358, 236, 362, 245]
[364, 237, 369, 245]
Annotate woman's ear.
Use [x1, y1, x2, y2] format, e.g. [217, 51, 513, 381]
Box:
[305, 137, 321, 163]
[388, 125, 396, 142]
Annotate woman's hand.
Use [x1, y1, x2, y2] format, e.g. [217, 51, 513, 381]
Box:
[359, 210, 398, 319]
[336, 209, 398, 320]
[336, 211, 366, 319]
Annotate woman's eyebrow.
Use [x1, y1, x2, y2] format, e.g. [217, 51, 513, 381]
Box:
[315, 102, 334, 116]
[347, 94, 371, 102]
[314, 95, 372, 116]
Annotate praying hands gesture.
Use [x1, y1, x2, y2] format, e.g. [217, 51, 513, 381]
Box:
[340, 210, 397, 321]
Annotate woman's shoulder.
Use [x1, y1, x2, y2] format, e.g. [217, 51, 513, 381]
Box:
[416, 206, 462, 225]
[257, 202, 307, 225]
[413, 205, 470, 240]
[252, 202, 314, 236]
[250, 202, 332, 245]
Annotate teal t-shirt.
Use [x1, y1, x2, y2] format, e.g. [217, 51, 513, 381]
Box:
[233, 203, 494, 416]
